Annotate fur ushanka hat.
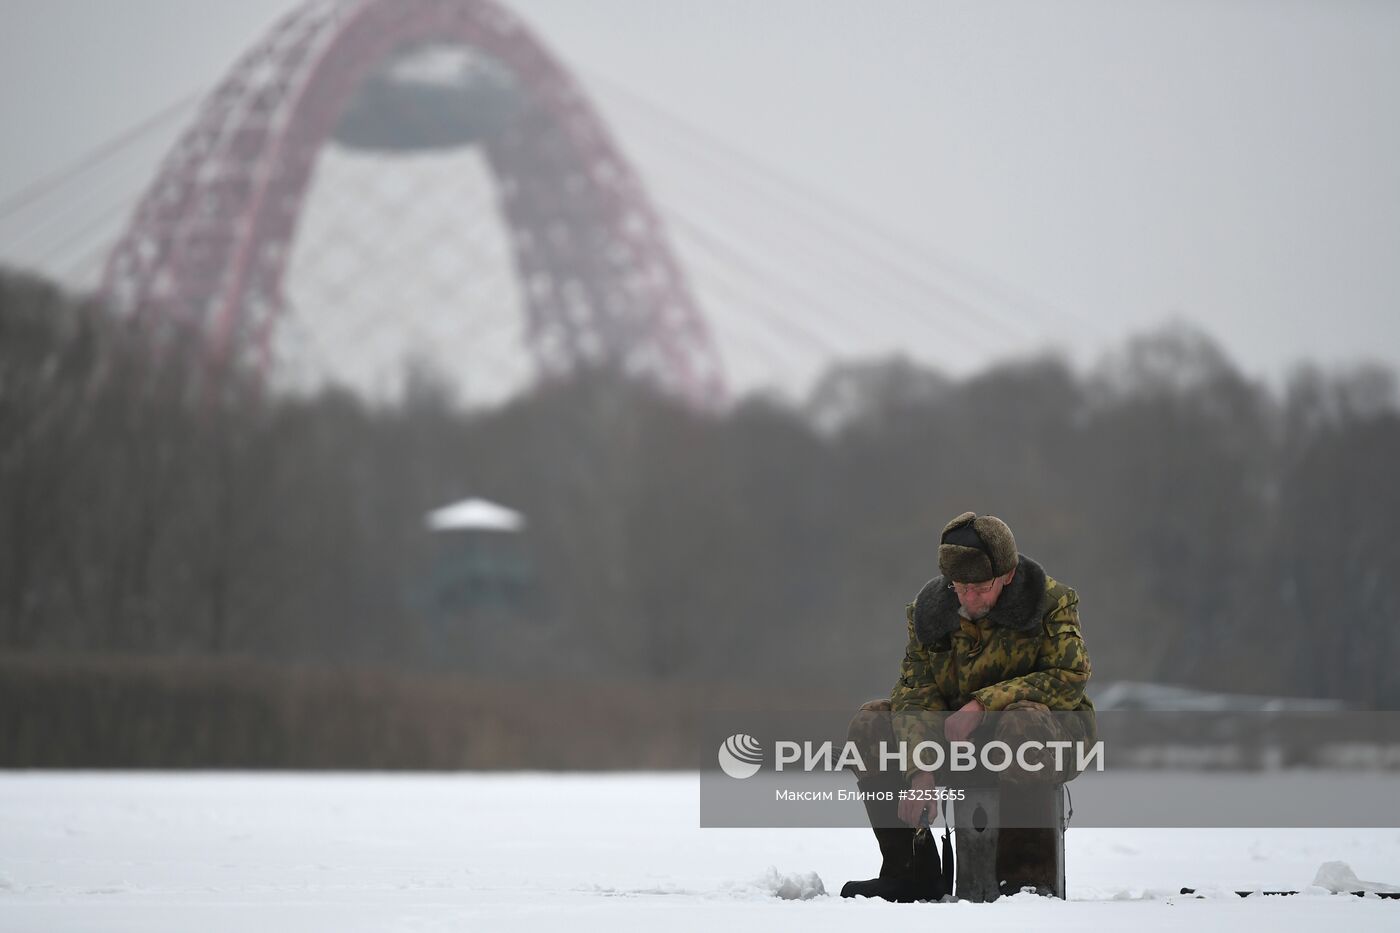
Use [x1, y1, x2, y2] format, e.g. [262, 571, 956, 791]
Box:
[938, 511, 1018, 582]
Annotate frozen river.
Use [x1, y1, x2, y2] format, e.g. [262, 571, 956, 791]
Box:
[3, 771, 1399, 931]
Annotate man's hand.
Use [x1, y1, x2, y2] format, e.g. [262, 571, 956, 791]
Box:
[898, 771, 937, 827]
[944, 697, 987, 744]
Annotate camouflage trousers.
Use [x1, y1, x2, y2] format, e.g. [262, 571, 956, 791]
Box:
[846, 697, 1093, 788]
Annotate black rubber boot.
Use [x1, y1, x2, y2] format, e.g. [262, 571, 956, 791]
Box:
[840, 826, 918, 901]
[841, 782, 946, 902]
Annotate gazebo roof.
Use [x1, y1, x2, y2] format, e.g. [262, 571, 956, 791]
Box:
[424, 497, 525, 533]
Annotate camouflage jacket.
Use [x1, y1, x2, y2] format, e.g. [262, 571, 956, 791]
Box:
[889, 555, 1094, 763]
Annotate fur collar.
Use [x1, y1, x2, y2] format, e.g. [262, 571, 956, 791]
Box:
[912, 555, 1049, 645]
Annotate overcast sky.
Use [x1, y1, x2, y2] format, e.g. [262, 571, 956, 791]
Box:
[2, 0, 1397, 400]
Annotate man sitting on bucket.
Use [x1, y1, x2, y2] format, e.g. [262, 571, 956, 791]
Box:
[842, 511, 1096, 902]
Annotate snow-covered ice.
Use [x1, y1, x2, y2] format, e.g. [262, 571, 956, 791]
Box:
[2, 771, 1399, 931]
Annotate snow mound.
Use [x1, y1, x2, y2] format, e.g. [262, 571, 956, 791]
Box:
[1311, 861, 1400, 894]
[747, 867, 826, 900]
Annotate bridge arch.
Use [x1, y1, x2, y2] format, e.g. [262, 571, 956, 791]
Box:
[102, 0, 724, 406]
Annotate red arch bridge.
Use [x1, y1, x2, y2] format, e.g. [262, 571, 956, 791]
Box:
[101, 0, 726, 408]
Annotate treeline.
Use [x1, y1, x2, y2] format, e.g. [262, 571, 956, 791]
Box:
[3, 265, 1399, 737]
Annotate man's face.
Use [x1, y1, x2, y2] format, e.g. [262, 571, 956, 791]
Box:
[951, 570, 1013, 620]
